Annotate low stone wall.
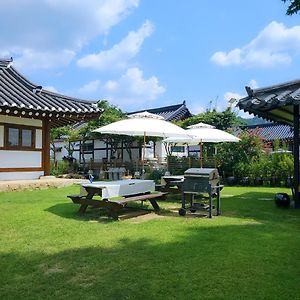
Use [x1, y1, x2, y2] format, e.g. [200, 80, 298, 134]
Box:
[0, 178, 87, 193]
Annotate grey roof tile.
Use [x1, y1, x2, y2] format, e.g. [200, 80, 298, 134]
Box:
[0, 58, 101, 127]
[237, 79, 300, 125]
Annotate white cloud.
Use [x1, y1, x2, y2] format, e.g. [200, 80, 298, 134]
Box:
[224, 92, 244, 102]
[75, 67, 165, 109]
[223, 80, 259, 118]
[77, 20, 154, 70]
[211, 21, 300, 68]
[14, 49, 76, 70]
[189, 104, 205, 115]
[249, 79, 258, 89]
[78, 80, 101, 95]
[44, 85, 58, 93]
[0, 0, 139, 70]
[103, 68, 165, 108]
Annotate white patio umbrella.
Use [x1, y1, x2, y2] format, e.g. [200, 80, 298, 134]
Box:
[163, 122, 240, 167]
[93, 111, 189, 171]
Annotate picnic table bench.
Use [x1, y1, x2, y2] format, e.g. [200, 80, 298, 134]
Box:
[68, 181, 167, 220]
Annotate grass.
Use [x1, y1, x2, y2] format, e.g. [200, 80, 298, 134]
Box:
[1, 185, 300, 299]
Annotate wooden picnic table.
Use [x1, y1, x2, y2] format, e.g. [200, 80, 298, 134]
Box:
[68, 180, 167, 220]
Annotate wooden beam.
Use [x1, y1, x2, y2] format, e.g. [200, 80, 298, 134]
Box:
[0, 167, 43, 172]
[42, 119, 51, 176]
[293, 105, 300, 208]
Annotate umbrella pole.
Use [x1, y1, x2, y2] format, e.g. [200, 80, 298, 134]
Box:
[142, 131, 146, 177]
[200, 142, 203, 168]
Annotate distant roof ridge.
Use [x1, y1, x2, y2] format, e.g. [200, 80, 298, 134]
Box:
[128, 101, 186, 114]
[240, 122, 277, 129]
[167, 102, 188, 121]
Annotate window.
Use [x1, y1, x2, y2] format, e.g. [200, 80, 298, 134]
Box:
[22, 129, 32, 147]
[8, 128, 19, 146]
[82, 140, 94, 152]
[171, 145, 185, 153]
[5, 125, 35, 149]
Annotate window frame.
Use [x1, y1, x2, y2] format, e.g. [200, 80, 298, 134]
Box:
[4, 124, 36, 150]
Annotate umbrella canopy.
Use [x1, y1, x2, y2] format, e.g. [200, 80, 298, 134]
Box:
[94, 111, 189, 138]
[93, 111, 189, 174]
[163, 122, 239, 168]
[163, 123, 240, 144]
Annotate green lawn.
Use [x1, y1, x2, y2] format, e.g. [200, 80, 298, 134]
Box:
[1, 185, 300, 300]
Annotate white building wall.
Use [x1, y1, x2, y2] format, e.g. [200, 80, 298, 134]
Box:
[0, 171, 44, 181]
[0, 151, 42, 168]
[0, 115, 44, 180]
[0, 115, 42, 127]
[0, 125, 4, 147]
[53, 139, 174, 164]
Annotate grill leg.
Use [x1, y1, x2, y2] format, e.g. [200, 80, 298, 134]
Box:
[217, 185, 221, 216]
[208, 187, 212, 218]
[181, 192, 186, 209]
[190, 193, 194, 208]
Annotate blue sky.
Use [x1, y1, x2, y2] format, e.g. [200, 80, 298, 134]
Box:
[1, 0, 300, 116]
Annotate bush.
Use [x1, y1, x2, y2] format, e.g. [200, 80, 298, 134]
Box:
[146, 168, 165, 183]
[50, 160, 68, 176]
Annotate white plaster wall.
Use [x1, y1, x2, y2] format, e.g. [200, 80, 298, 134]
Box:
[0, 115, 42, 127]
[94, 140, 106, 148]
[0, 125, 4, 147]
[0, 171, 44, 181]
[0, 151, 42, 168]
[94, 150, 107, 161]
[35, 129, 43, 149]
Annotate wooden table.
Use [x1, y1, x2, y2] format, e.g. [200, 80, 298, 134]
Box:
[68, 181, 167, 220]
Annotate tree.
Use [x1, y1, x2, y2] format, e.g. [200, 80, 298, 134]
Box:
[177, 108, 244, 130]
[282, 0, 300, 15]
[50, 126, 71, 166]
[215, 130, 265, 178]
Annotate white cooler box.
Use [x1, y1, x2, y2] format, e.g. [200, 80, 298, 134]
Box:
[80, 179, 155, 199]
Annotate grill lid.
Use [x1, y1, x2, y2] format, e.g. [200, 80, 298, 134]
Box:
[184, 168, 218, 176]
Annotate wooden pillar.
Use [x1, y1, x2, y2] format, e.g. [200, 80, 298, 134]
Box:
[293, 105, 300, 208]
[43, 119, 51, 176]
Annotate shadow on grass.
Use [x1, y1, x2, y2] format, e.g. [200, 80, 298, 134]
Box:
[46, 190, 300, 224]
[46, 202, 163, 223]
[220, 191, 300, 224]
[1, 221, 299, 299]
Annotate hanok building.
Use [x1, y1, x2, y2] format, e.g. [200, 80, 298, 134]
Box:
[128, 101, 192, 121]
[236, 122, 294, 151]
[237, 79, 300, 208]
[0, 58, 101, 180]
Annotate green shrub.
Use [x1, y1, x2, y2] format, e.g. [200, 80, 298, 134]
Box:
[50, 160, 68, 176]
[146, 168, 165, 183]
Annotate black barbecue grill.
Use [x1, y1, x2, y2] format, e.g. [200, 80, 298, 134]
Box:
[179, 168, 223, 218]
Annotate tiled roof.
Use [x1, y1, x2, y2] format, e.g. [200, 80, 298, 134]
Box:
[237, 123, 293, 141]
[237, 79, 300, 126]
[0, 58, 101, 127]
[128, 101, 192, 121]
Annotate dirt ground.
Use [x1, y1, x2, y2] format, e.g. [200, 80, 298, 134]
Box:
[0, 177, 87, 192]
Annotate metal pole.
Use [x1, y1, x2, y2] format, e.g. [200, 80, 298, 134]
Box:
[200, 142, 203, 168]
[142, 131, 146, 177]
[293, 105, 300, 208]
